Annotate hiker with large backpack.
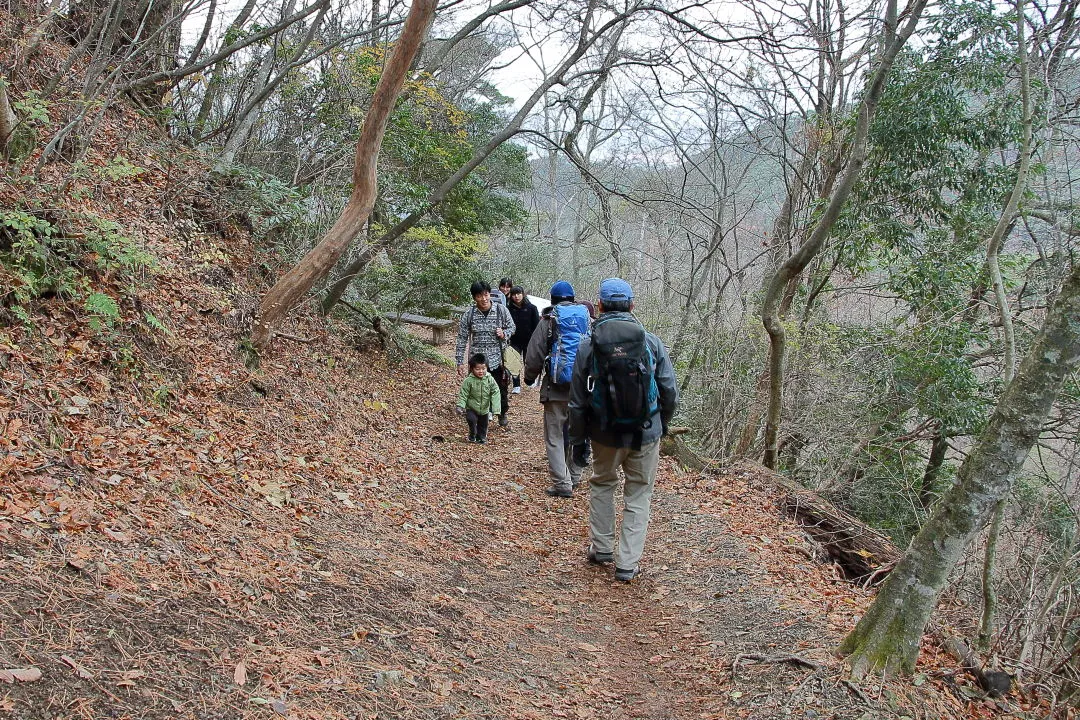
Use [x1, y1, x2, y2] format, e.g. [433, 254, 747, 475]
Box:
[523, 281, 592, 497]
[456, 280, 516, 428]
[568, 278, 678, 582]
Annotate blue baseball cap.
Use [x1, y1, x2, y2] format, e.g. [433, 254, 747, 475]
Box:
[599, 278, 633, 302]
[550, 280, 575, 299]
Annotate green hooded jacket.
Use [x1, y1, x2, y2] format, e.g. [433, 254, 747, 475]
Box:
[456, 372, 501, 415]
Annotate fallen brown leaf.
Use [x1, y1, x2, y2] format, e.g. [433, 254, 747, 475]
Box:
[0, 667, 43, 683]
[60, 655, 93, 679]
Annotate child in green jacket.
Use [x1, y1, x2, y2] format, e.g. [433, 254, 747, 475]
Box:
[456, 353, 502, 443]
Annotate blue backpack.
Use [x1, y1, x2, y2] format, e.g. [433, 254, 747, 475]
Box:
[548, 304, 590, 386]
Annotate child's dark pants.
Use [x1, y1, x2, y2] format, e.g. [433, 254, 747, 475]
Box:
[465, 409, 489, 442]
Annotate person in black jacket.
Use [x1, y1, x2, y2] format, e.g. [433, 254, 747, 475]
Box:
[507, 286, 539, 393]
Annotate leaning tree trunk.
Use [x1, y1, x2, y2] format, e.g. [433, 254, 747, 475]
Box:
[760, 0, 928, 469]
[840, 260, 1080, 678]
[319, 1, 625, 313]
[250, 0, 436, 349]
[736, 121, 820, 457]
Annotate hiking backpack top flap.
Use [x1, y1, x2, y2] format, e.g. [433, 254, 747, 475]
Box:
[548, 304, 591, 386]
[588, 315, 660, 433]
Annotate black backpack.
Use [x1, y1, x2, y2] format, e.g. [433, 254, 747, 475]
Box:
[588, 315, 659, 435]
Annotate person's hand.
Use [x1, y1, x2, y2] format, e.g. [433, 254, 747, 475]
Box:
[457, 364, 466, 377]
[495, 327, 505, 340]
[572, 443, 590, 468]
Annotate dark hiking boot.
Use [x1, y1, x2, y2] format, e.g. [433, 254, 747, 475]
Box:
[614, 566, 639, 582]
[544, 487, 572, 498]
[498, 414, 509, 427]
[587, 547, 613, 565]
[477, 436, 487, 444]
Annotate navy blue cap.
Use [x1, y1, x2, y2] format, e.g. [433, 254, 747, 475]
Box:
[550, 280, 574, 299]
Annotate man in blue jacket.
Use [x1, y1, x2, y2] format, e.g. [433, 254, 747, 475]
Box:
[568, 278, 678, 581]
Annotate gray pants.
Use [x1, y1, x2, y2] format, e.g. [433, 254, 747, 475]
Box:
[588, 440, 661, 571]
[543, 400, 582, 492]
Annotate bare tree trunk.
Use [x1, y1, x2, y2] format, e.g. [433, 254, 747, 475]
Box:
[319, 1, 628, 312]
[120, 0, 327, 97]
[83, 0, 126, 98]
[840, 260, 1080, 678]
[735, 368, 770, 456]
[736, 135, 818, 456]
[977, 501, 1004, 652]
[215, 0, 330, 170]
[570, 194, 586, 288]
[15, 0, 63, 79]
[761, 0, 928, 469]
[183, 0, 217, 67]
[214, 29, 281, 168]
[979, 0, 1033, 653]
[667, 221, 720, 365]
[250, 0, 437, 349]
[191, 0, 259, 138]
[0, 75, 16, 160]
[546, 104, 560, 276]
[919, 429, 948, 509]
[44, 0, 118, 98]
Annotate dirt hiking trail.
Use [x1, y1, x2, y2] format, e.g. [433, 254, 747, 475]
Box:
[1, 322, 994, 719]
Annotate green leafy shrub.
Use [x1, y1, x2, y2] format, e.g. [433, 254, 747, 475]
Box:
[216, 164, 307, 247]
[0, 208, 156, 331]
[0, 209, 78, 308]
[84, 216, 156, 281]
[98, 156, 146, 181]
[349, 226, 485, 315]
[84, 292, 120, 330]
[7, 89, 50, 164]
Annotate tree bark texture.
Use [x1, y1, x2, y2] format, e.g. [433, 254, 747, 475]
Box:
[760, 0, 928, 469]
[0, 75, 17, 160]
[977, 499, 1004, 652]
[250, 0, 437, 348]
[839, 260, 1080, 678]
[62, 0, 182, 105]
[919, 429, 948, 509]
